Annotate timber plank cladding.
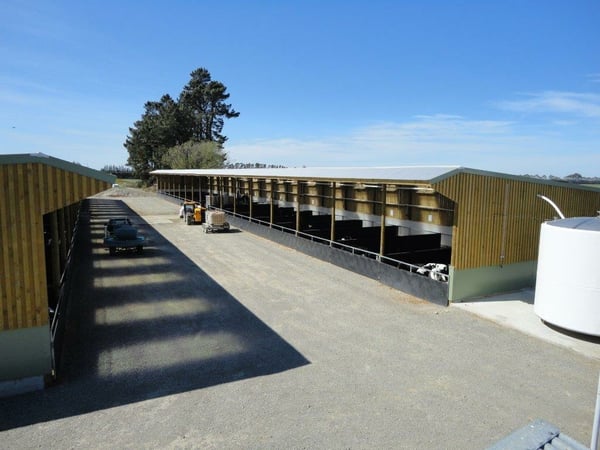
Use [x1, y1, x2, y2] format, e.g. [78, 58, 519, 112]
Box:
[0, 153, 113, 387]
[152, 166, 600, 302]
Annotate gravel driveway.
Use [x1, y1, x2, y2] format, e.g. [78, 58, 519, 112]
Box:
[1, 188, 598, 449]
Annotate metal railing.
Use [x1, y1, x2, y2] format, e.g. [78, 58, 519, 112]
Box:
[157, 191, 448, 283]
[49, 208, 81, 379]
[212, 207, 446, 281]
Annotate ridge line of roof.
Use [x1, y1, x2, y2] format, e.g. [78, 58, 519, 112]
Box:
[150, 166, 600, 192]
[150, 165, 464, 182]
[430, 167, 600, 192]
[0, 153, 116, 184]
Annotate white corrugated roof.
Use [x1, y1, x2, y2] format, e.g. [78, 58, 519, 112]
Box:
[151, 165, 463, 182]
[151, 166, 600, 192]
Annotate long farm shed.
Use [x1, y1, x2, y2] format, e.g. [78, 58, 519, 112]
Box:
[0, 153, 114, 393]
[152, 166, 600, 303]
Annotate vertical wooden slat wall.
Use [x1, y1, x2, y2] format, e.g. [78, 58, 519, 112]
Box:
[0, 162, 111, 333]
[434, 172, 600, 270]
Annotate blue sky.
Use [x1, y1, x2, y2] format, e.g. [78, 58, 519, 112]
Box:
[1, 0, 599, 176]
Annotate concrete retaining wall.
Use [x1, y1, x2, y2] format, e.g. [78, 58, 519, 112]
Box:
[228, 216, 449, 306]
[449, 261, 537, 302]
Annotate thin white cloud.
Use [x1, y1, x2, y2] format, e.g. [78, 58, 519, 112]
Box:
[225, 114, 599, 176]
[228, 115, 520, 167]
[0, 76, 71, 108]
[3, 0, 72, 42]
[496, 91, 600, 118]
[1, 127, 128, 169]
[0, 76, 62, 95]
[355, 115, 513, 142]
[587, 73, 600, 83]
[551, 120, 577, 127]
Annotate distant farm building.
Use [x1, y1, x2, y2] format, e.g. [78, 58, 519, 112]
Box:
[2, 154, 599, 395]
[152, 166, 600, 304]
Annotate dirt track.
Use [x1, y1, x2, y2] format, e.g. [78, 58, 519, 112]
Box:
[1, 188, 598, 449]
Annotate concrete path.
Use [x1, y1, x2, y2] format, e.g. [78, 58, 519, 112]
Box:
[1, 189, 599, 449]
[453, 289, 600, 361]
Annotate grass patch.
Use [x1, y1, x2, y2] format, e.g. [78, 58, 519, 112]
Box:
[116, 178, 143, 188]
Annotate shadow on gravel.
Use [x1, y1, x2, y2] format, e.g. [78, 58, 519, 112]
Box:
[0, 198, 309, 431]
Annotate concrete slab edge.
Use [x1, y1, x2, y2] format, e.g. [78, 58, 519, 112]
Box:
[0, 376, 44, 399]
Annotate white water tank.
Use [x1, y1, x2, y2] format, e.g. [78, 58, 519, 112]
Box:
[534, 217, 600, 336]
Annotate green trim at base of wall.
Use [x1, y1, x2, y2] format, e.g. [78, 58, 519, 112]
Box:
[0, 375, 44, 398]
[0, 326, 52, 382]
[449, 260, 537, 302]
